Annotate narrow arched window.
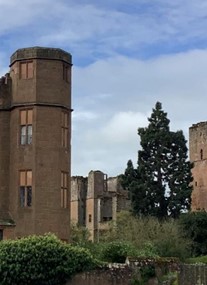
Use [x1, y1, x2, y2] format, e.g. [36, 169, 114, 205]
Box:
[200, 149, 203, 160]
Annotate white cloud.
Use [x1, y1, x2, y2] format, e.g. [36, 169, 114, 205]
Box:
[101, 111, 148, 144]
[71, 49, 207, 176]
[1, 0, 207, 177]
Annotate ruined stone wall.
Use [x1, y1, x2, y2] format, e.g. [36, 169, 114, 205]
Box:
[101, 197, 112, 221]
[178, 264, 207, 285]
[67, 267, 133, 285]
[66, 259, 179, 285]
[70, 171, 130, 240]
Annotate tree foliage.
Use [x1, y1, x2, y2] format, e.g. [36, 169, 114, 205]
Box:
[101, 211, 191, 260]
[100, 241, 135, 263]
[179, 211, 207, 256]
[122, 102, 193, 219]
[70, 222, 91, 246]
[0, 234, 98, 285]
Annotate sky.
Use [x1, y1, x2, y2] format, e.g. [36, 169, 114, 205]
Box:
[1, 0, 207, 177]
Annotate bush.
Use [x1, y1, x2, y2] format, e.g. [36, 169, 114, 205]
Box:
[101, 211, 191, 260]
[70, 223, 91, 246]
[0, 234, 98, 285]
[100, 241, 135, 263]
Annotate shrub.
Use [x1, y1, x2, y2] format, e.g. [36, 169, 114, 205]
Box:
[0, 234, 98, 285]
[70, 222, 90, 246]
[100, 241, 135, 263]
[101, 211, 191, 260]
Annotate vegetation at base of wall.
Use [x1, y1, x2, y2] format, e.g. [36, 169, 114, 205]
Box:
[100, 211, 192, 260]
[179, 211, 207, 256]
[185, 255, 207, 264]
[0, 234, 99, 285]
[99, 241, 136, 263]
[70, 222, 91, 246]
[158, 272, 178, 285]
[130, 263, 178, 285]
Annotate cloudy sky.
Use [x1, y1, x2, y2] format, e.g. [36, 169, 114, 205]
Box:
[1, 0, 207, 177]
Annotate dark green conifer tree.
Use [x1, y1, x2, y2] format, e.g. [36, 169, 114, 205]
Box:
[119, 159, 137, 191]
[122, 102, 193, 219]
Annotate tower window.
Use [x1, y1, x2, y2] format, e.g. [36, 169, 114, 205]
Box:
[61, 111, 69, 148]
[63, 63, 69, 82]
[20, 109, 33, 145]
[20, 61, 33, 79]
[61, 172, 68, 208]
[200, 149, 203, 160]
[0, 229, 3, 241]
[89, 214, 92, 223]
[19, 170, 32, 207]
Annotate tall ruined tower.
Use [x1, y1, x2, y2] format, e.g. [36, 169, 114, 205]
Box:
[86, 170, 107, 241]
[189, 122, 207, 211]
[0, 47, 72, 241]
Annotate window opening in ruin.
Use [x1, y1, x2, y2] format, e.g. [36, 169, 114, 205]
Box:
[0, 229, 3, 241]
[104, 174, 108, 192]
[19, 170, 32, 207]
[20, 61, 33, 79]
[89, 214, 92, 223]
[61, 172, 68, 208]
[200, 149, 203, 160]
[20, 109, 33, 145]
[102, 217, 112, 222]
[63, 63, 69, 82]
[61, 111, 69, 148]
[195, 181, 197, 186]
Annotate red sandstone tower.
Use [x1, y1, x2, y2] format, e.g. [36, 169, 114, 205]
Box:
[189, 122, 207, 211]
[0, 47, 72, 241]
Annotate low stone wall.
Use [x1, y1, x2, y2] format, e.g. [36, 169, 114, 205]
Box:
[66, 261, 207, 285]
[178, 264, 207, 285]
[67, 266, 133, 285]
[66, 258, 179, 285]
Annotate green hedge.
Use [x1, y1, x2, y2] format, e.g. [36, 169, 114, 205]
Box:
[0, 234, 98, 285]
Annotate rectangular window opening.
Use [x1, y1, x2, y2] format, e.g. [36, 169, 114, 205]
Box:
[61, 111, 69, 148]
[20, 110, 33, 145]
[19, 170, 32, 207]
[61, 172, 68, 208]
[63, 63, 70, 82]
[20, 61, 33, 79]
[0, 229, 3, 241]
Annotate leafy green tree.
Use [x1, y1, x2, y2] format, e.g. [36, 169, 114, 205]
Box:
[123, 102, 193, 219]
[179, 211, 207, 256]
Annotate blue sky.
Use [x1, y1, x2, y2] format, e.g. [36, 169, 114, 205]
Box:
[1, 0, 207, 176]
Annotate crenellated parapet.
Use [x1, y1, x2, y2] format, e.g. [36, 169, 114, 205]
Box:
[0, 73, 12, 109]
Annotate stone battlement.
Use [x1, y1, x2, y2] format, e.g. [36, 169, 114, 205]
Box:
[10, 46, 72, 66]
[190, 121, 207, 129]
